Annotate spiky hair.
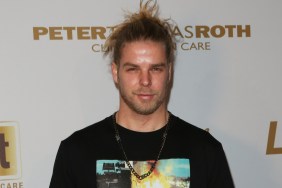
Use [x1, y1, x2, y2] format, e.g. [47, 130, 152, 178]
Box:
[104, 0, 175, 65]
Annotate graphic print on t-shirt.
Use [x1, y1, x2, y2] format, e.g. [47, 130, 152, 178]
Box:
[96, 158, 190, 188]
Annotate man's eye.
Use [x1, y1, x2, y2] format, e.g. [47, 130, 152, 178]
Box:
[126, 68, 138, 72]
[152, 67, 163, 72]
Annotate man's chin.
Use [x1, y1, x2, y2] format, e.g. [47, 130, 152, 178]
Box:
[130, 104, 160, 115]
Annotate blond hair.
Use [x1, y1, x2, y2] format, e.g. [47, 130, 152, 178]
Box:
[104, 0, 175, 65]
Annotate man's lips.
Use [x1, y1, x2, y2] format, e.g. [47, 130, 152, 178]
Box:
[135, 93, 155, 100]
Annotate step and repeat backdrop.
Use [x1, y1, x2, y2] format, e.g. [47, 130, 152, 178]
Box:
[1, 0, 281, 187]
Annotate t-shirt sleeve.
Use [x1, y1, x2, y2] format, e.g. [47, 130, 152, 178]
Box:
[207, 142, 235, 188]
[49, 141, 75, 188]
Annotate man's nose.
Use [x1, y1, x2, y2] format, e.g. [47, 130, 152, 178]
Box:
[139, 71, 152, 87]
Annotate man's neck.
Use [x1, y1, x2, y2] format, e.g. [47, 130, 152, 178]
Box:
[115, 109, 169, 132]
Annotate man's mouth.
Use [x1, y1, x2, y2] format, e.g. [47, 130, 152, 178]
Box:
[135, 92, 155, 100]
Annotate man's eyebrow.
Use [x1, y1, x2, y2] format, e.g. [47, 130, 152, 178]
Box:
[151, 63, 167, 67]
[122, 62, 167, 69]
[122, 62, 139, 68]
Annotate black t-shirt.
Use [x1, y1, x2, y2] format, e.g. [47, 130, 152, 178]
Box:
[49, 114, 234, 188]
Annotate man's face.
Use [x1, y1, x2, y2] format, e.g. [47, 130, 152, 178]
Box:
[112, 40, 172, 115]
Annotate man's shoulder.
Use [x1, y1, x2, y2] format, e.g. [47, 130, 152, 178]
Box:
[171, 114, 222, 147]
[171, 113, 207, 134]
[62, 114, 113, 145]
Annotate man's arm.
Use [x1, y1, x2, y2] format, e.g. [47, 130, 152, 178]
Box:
[49, 141, 75, 188]
[207, 143, 235, 187]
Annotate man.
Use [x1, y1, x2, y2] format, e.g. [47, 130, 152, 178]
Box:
[49, 0, 235, 187]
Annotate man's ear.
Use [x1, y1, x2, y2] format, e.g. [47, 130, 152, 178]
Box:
[111, 62, 118, 84]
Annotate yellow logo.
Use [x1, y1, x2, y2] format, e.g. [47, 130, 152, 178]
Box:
[0, 122, 21, 180]
[266, 121, 282, 155]
[32, 24, 251, 52]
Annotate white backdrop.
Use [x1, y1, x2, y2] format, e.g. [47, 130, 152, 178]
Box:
[0, 0, 281, 187]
